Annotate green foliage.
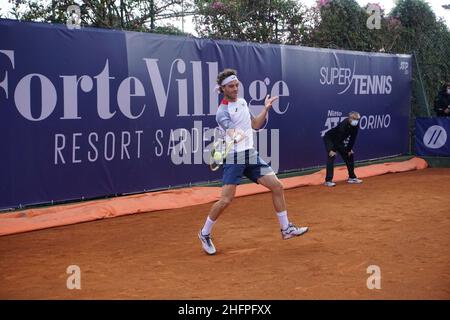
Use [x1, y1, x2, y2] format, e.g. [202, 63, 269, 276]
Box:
[193, 0, 307, 44]
[305, 0, 373, 50]
[5, 0, 191, 35]
[389, 0, 450, 117]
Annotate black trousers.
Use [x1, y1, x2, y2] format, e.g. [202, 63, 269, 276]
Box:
[324, 143, 356, 182]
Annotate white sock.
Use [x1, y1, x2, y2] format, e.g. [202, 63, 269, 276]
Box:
[276, 211, 289, 230]
[201, 216, 216, 236]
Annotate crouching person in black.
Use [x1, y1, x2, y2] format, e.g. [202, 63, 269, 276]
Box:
[323, 111, 362, 187]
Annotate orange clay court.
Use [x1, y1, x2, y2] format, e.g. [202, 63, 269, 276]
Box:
[0, 160, 449, 299]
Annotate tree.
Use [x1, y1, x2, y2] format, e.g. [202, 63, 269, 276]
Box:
[303, 0, 377, 51]
[193, 0, 307, 44]
[5, 0, 195, 35]
[389, 0, 450, 116]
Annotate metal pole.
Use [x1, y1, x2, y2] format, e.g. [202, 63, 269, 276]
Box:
[413, 51, 431, 117]
[181, 0, 185, 33]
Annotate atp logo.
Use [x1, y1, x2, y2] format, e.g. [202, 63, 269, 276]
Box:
[423, 125, 447, 149]
[321, 110, 346, 137]
[400, 61, 409, 75]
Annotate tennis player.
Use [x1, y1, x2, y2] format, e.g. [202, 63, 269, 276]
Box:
[198, 69, 309, 255]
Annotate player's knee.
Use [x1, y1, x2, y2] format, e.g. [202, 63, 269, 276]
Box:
[220, 197, 233, 207]
[271, 181, 284, 194]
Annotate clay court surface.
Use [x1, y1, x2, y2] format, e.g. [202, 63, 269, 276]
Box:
[0, 168, 449, 299]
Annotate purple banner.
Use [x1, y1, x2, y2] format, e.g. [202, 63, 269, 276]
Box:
[0, 19, 411, 209]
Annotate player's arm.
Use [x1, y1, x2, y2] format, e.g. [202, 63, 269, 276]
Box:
[251, 95, 278, 130]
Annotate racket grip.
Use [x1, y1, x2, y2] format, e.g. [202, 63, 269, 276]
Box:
[233, 133, 243, 144]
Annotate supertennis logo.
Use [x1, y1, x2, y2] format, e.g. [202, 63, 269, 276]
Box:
[319, 60, 393, 95]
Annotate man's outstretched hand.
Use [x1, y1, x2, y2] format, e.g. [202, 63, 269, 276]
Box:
[264, 95, 279, 111]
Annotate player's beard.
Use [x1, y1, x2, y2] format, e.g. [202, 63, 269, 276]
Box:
[225, 91, 238, 101]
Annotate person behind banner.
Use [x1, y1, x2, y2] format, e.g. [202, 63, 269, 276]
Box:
[323, 111, 363, 187]
[434, 82, 450, 117]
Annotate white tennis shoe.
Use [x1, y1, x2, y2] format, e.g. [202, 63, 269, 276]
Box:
[281, 223, 309, 240]
[198, 231, 216, 255]
[348, 178, 363, 184]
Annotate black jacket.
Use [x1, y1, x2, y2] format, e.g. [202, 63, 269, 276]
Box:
[434, 85, 450, 117]
[324, 118, 358, 153]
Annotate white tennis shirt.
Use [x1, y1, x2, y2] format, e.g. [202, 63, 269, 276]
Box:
[216, 98, 254, 153]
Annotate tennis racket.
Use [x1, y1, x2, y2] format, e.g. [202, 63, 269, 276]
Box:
[209, 130, 242, 171]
